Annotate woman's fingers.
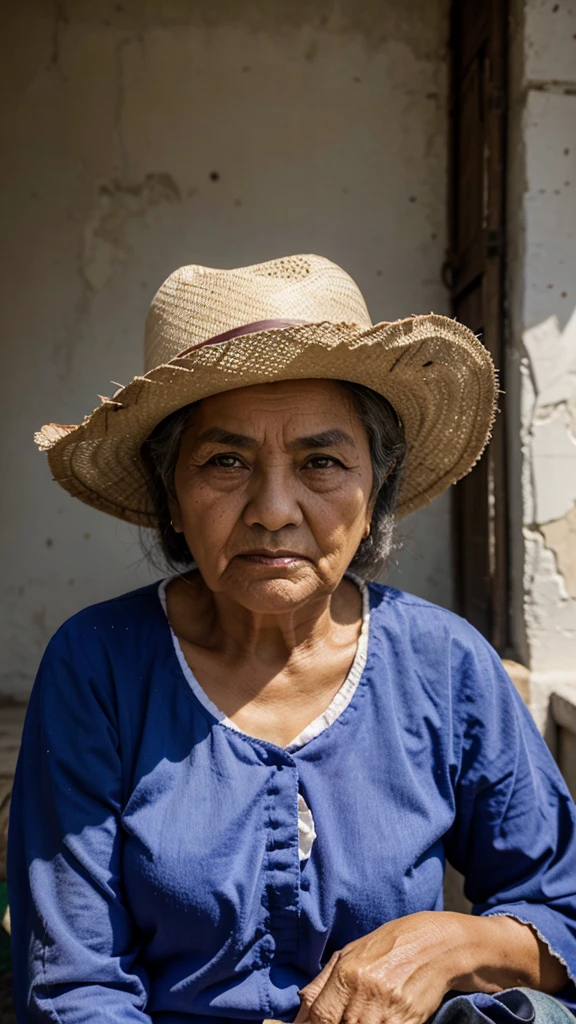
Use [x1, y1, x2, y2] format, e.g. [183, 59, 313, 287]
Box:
[341, 981, 427, 1024]
[294, 952, 341, 1022]
[302, 968, 350, 1024]
[296, 950, 428, 1024]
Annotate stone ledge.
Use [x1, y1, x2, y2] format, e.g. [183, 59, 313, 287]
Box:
[501, 659, 531, 704]
[550, 686, 576, 803]
[551, 686, 576, 735]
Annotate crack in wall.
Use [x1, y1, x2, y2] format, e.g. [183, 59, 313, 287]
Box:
[51, 0, 68, 69]
[541, 505, 576, 599]
[82, 173, 181, 291]
[113, 33, 143, 175]
[527, 80, 576, 95]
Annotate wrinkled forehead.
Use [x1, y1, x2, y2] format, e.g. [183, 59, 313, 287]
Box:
[182, 379, 368, 447]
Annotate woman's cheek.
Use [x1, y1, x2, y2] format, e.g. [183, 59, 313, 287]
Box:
[316, 483, 369, 532]
[180, 478, 238, 518]
[180, 489, 243, 562]
[311, 508, 367, 567]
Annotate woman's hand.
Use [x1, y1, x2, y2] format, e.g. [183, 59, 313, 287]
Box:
[294, 912, 463, 1024]
[294, 911, 568, 1024]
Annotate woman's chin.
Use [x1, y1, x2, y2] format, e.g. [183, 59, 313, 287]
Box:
[223, 562, 324, 612]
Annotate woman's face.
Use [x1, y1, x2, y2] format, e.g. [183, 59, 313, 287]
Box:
[170, 379, 374, 613]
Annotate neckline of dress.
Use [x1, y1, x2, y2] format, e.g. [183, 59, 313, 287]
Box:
[157, 573, 371, 754]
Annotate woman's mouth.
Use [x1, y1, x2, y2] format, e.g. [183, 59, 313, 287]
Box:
[237, 551, 306, 567]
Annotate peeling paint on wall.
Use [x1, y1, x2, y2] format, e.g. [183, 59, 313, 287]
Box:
[83, 173, 181, 291]
[520, 309, 576, 716]
[542, 504, 576, 599]
[531, 407, 576, 523]
[524, 310, 576, 524]
[523, 309, 576, 408]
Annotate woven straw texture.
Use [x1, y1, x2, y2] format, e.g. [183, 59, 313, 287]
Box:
[35, 254, 497, 525]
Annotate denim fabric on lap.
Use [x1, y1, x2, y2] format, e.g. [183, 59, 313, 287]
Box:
[431, 990, 576, 1024]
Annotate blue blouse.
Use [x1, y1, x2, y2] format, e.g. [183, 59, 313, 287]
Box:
[8, 581, 576, 1024]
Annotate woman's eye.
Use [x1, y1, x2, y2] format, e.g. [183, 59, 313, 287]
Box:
[304, 456, 342, 470]
[209, 454, 245, 469]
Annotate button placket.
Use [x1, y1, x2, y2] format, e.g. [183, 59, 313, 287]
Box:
[261, 754, 301, 960]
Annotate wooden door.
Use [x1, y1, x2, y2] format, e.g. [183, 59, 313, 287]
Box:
[447, 0, 510, 652]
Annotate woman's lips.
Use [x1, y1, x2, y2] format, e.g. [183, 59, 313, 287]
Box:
[237, 552, 306, 566]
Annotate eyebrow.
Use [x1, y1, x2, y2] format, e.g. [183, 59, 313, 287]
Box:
[286, 429, 357, 452]
[193, 427, 357, 452]
[194, 428, 259, 449]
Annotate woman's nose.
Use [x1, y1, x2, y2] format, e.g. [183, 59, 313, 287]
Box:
[242, 467, 303, 532]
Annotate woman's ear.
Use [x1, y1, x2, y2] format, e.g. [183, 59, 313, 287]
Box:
[168, 498, 183, 534]
[364, 492, 378, 537]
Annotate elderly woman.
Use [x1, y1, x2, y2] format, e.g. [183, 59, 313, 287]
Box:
[8, 255, 576, 1024]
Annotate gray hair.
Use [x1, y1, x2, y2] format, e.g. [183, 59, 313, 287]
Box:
[140, 381, 407, 581]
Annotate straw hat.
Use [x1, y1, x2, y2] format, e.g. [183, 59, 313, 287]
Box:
[35, 254, 497, 524]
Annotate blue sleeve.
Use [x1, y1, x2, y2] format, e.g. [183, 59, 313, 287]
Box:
[444, 628, 576, 992]
[7, 620, 152, 1023]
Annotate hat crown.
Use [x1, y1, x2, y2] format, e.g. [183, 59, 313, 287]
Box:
[144, 253, 372, 371]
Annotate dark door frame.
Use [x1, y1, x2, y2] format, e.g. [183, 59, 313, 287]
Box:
[447, 0, 512, 655]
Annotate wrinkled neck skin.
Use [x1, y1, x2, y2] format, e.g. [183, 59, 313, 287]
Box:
[167, 570, 362, 672]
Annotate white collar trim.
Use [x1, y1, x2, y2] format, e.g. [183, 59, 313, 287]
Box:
[157, 573, 370, 753]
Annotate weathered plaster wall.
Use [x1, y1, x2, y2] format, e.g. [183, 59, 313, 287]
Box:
[508, 0, 576, 729]
[0, 0, 451, 700]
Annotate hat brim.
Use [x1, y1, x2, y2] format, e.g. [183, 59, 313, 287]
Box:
[35, 315, 497, 525]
